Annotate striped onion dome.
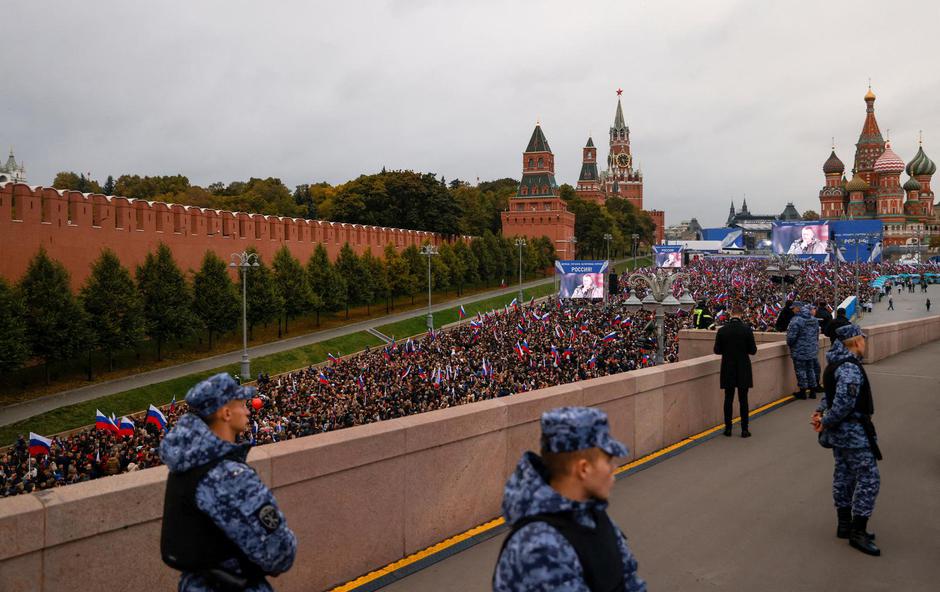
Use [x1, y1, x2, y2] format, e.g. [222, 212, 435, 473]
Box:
[845, 174, 869, 192]
[906, 145, 937, 176]
[903, 176, 922, 192]
[873, 141, 905, 174]
[823, 150, 845, 174]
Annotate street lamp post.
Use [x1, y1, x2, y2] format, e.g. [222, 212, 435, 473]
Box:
[623, 270, 695, 364]
[765, 254, 802, 307]
[827, 239, 844, 307]
[230, 251, 260, 381]
[631, 234, 639, 270]
[421, 244, 438, 331]
[603, 233, 613, 302]
[515, 237, 527, 304]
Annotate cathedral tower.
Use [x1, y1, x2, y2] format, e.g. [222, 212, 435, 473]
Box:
[575, 137, 603, 203]
[819, 147, 846, 218]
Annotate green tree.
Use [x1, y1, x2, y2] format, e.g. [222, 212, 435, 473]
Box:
[359, 248, 383, 315]
[52, 171, 102, 193]
[334, 244, 362, 319]
[192, 251, 240, 350]
[802, 209, 820, 221]
[306, 244, 338, 326]
[453, 240, 479, 293]
[102, 175, 115, 195]
[81, 249, 145, 372]
[0, 278, 29, 374]
[240, 249, 283, 340]
[402, 245, 424, 304]
[19, 248, 89, 382]
[272, 246, 313, 335]
[136, 243, 197, 360]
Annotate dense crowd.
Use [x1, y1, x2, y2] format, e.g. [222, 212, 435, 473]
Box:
[3, 258, 936, 497]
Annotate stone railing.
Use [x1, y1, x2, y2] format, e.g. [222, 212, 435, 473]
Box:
[2, 315, 938, 591]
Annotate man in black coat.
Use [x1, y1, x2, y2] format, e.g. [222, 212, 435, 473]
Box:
[774, 300, 795, 332]
[825, 308, 851, 344]
[714, 305, 758, 438]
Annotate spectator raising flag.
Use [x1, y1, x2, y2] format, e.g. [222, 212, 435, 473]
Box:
[145, 404, 167, 431]
[458, 305, 467, 319]
[28, 432, 52, 457]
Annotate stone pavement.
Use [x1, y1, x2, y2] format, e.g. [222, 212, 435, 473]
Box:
[376, 339, 940, 592]
[859, 282, 939, 326]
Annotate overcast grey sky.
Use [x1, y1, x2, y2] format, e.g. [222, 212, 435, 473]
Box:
[5, 0, 939, 227]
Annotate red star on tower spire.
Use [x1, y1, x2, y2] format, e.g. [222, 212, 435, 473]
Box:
[616, 88, 623, 96]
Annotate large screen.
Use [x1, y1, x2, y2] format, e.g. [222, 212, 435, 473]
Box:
[555, 260, 609, 299]
[772, 222, 830, 255]
[653, 245, 683, 268]
[829, 220, 884, 263]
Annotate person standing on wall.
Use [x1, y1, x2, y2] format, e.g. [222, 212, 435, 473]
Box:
[493, 407, 646, 592]
[813, 324, 882, 556]
[714, 305, 757, 437]
[786, 301, 820, 400]
[160, 373, 297, 592]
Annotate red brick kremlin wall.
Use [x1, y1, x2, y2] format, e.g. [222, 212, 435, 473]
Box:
[0, 183, 466, 290]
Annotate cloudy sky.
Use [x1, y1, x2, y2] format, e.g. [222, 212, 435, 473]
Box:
[5, 0, 939, 227]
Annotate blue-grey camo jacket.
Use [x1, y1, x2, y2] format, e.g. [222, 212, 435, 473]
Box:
[160, 413, 297, 592]
[786, 308, 819, 360]
[816, 342, 870, 449]
[493, 451, 646, 592]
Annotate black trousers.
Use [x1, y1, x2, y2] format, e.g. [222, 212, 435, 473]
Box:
[724, 387, 749, 430]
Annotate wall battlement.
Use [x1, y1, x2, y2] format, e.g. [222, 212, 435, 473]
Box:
[0, 182, 468, 288]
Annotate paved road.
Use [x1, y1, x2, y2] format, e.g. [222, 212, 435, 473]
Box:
[859, 282, 939, 326]
[379, 340, 940, 591]
[0, 276, 557, 426]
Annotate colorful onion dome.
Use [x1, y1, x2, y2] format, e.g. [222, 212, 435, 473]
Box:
[864, 87, 876, 101]
[873, 141, 905, 174]
[906, 145, 937, 176]
[823, 150, 845, 174]
[845, 174, 869, 192]
[903, 176, 922, 192]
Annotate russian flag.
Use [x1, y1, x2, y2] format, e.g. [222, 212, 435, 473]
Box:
[587, 354, 597, 369]
[118, 416, 135, 437]
[611, 315, 622, 326]
[521, 340, 530, 354]
[515, 342, 526, 359]
[621, 317, 633, 327]
[328, 352, 338, 364]
[401, 365, 412, 379]
[458, 305, 466, 319]
[418, 366, 428, 380]
[603, 331, 618, 342]
[433, 367, 442, 389]
[317, 371, 331, 386]
[516, 323, 526, 335]
[357, 375, 365, 390]
[28, 432, 52, 457]
[550, 345, 560, 365]
[96, 409, 119, 433]
[510, 298, 519, 310]
[716, 293, 729, 303]
[145, 404, 167, 431]
[169, 395, 176, 413]
[481, 358, 491, 377]
[470, 320, 482, 328]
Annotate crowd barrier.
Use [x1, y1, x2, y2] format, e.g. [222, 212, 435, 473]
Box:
[2, 315, 938, 591]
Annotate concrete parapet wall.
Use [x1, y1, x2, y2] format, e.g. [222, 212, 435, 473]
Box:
[0, 182, 467, 289]
[2, 317, 937, 591]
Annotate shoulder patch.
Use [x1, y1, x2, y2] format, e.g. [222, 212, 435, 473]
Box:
[257, 504, 281, 533]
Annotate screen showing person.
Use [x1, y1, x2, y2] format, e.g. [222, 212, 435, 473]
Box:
[784, 224, 829, 255]
[655, 250, 682, 268]
[564, 273, 605, 299]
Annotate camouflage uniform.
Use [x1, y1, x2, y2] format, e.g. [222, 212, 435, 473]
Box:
[493, 407, 646, 592]
[786, 304, 820, 389]
[818, 336, 880, 517]
[160, 374, 297, 592]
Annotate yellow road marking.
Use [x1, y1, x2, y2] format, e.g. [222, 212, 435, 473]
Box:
[330, 393, 794, 591]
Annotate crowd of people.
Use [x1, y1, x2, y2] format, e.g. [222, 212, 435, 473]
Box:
[3, 258, 936, 497]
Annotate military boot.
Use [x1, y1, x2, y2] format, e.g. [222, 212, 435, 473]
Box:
[792, 389, 807, 400]
[836, 507, 852, 539]
[849, 516, 880, 556]
[808, 388, 817, 399]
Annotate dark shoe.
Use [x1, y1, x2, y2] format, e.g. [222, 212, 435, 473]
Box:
[836, 507, 852, 539]
[741, 430, 751, 438]
[849, 516, 881, 556]
[809, 390, 817, 399]
[723, 427, 732, 437]
[793, 390, 807, 400]
[813, 384, 825, 393]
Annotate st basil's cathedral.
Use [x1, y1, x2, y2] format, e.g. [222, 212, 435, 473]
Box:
[501, 91, 665, 260]
[818, 87, 937, 252]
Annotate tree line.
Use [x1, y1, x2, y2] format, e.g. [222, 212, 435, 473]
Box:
[0, 233, 554, 383]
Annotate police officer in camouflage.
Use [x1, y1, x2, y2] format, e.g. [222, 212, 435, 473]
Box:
[493, 407, 646, 592]
[813, 325, 882, 556]
[160, 373, 297, 591]
[786, 301, 820, 399]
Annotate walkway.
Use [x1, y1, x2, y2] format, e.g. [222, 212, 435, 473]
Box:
[375, 340, 940, 591]
[859, 282, 938, 326]
[0, 276, 556, 426]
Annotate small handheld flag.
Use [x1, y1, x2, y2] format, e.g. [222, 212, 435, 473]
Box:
[145, 404, 168, 431]
[118, 416, 135, 437]
[317, 371, 331, 386]
[96, 409, 120, 434]
[458, 305, 466, 319]
[28, 432, 52, 457]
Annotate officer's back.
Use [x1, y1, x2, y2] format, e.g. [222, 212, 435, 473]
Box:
[160, 373, 296, 592]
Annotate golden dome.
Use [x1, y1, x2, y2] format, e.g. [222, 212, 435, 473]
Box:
[864, 87, 876, 101]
